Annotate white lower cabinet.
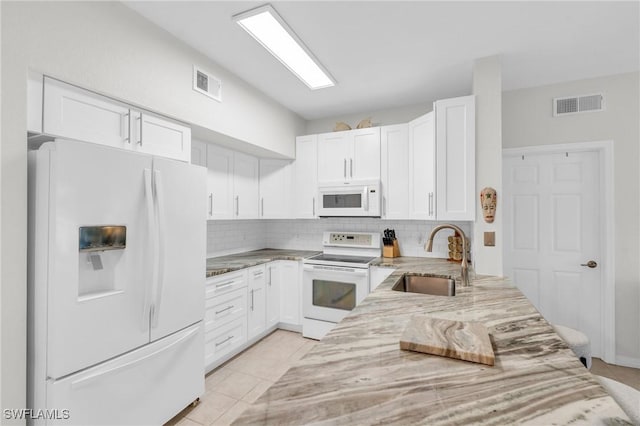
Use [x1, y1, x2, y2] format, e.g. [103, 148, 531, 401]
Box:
[247, 265, 267, 340]
[369, 266, 397, 292]
[204, 270, 248, 371]
[278, 261, 301, 328]
[265, 262, 281, 328]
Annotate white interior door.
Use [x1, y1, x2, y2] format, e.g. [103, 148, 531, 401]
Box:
[149, 157, 206, 341]
[45, 141, 152, 379]
[504, 150, 603, 356]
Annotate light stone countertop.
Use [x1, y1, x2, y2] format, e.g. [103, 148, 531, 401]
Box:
[234, 256, 631, 425]
[206, 249, 321, 277]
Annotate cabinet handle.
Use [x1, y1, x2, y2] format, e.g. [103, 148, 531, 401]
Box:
[428, 192, 434, 216]
[253, 270, 263, 277]
[235, 196, 239, 216]
[250, 289, 254, 311]
[215, 336, 233, 347]
[383, 196, 386, 217]
[312, 197, 315, 216]
[268, 267, 272, 286]
[216, 280, 235, 289]
[124, 110, 131, 143]
[343, 159, 347, 179]
[350, 158, 353, 178]
[209, 193, 213, 216]
[261, 198, 264, 217]
[215, 305, 234, 315]
[137, 113, 143, 146]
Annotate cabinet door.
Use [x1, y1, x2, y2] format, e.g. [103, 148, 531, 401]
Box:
[278, 261, 300, 326]
[135, 111, 191, 162]
[190, 139, 207, 167]
[435, 95, 476, 221]
[317, 132, 349, 182]
[294, 135, 318, 218]
[207, 145, 234, 219]
[247, 266, 267, 340]
[265, 262, 280, 328]
[408, 112, 436, 220]
[351, 127, 381, 181]
[259, 160, 292, 219]
[381, 124, 409, 219]
[234, 152, 260, 219]
[43, 77, 131, 149]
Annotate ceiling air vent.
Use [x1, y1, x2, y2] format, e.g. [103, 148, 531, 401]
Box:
[193, 65, 222, 102]
[553, 94, 603, 116]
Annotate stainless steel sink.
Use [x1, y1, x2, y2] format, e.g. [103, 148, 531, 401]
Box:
[392, 274, 456, 296]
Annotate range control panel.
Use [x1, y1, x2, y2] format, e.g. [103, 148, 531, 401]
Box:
[323, 232, 379, 248]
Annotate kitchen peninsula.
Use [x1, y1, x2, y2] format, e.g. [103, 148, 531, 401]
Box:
[234, 257, 630, 424]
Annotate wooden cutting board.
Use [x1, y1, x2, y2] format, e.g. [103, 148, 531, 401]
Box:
[399, 315, 495, 366]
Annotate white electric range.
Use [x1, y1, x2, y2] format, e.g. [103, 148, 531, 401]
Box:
[302, 231, 381, 340]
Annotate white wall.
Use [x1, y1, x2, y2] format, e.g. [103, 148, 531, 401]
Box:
[502, 71, 640, 364]
[472, 56, 503, 275]
[0, 1, 304, 417]
[305, 102, 432, 135]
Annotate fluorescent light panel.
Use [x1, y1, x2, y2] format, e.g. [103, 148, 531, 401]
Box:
[234, 4, 335, 90]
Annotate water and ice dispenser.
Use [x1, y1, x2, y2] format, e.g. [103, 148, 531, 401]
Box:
[78, 226, 127, 299]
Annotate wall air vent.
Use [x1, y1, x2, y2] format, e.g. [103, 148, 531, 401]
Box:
[553, 94, 603, 116]
[193, 65, 222, 102]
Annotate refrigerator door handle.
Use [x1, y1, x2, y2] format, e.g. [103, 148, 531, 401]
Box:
[70, 326, 199, 389]
[143, 168, 155, 330]
[151, 169, 166, 328]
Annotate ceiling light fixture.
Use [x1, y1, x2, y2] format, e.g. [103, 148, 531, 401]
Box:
[233, 4, 335, 90]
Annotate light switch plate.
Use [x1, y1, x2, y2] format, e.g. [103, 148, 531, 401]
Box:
[484, 232, 495, 247]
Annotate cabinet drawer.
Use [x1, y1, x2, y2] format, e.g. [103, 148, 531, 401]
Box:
[206, 270, 247, 298]
[204, 317, 247, 367]
[205, 288, 247, 332]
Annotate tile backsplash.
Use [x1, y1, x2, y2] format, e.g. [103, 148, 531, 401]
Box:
[208, 219, 472, 259]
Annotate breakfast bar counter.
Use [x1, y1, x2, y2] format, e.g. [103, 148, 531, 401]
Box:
[234, 257, 630, 424]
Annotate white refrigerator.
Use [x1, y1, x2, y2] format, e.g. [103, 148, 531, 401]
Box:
[28, 139, 206, 425]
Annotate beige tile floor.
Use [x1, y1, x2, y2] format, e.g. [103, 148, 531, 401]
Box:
[165, 330, 317, 426]
[166, 331, 640, 425]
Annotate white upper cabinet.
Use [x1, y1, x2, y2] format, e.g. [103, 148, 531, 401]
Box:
[351, 128, 381, 181]
[408, 112, 436, 220]
[134, 111, 191, 162]
[43, 77, 131, 149]
[293, 135, 318, 219]
[207, 144, 235, 220]
[41, 77, 191, 162]
[317, 128, 380, 183]
[233, 152, 260, 219]
[380, 124, 409, 219]
[435, 95, 475, 221]
[259, 160, 292, 219]
[190, 139, 207, 167]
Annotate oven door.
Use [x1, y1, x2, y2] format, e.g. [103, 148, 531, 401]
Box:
[317, 182, 380, 217]
[302, 264, 369, 323]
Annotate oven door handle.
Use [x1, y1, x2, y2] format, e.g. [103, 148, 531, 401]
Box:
[303, 264, 369, 275]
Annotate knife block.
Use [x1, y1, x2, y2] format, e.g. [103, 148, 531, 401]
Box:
[383, 240, 400, 258]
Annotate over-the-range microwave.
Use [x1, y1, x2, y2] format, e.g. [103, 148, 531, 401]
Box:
[317, 180, 381, 217]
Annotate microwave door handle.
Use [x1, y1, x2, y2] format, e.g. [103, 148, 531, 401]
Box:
[363, 186, 369, 211]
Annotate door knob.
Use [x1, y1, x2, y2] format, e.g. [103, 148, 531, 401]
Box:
[580, 260, 598, 268]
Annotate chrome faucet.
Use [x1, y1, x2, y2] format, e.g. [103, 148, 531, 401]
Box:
[424, 224, 470, 287]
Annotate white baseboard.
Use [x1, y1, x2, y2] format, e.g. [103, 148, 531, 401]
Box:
[615, 355, 640, 369]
